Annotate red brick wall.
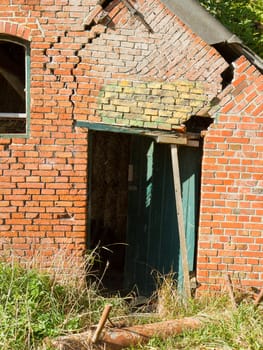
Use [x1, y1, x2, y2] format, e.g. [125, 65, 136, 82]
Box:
[0, 7, 89, 264]
[198, 56, 263, 291]
[0, 0, 226, 270]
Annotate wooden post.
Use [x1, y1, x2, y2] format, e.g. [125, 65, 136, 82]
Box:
[224, 274, 237, 309]
[92, 304, 112, 343]
[171, 144, 191, 299]
[254, 288, 263, 307]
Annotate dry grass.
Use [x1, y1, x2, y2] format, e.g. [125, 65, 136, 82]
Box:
[131, 274, 263, 350]
[0, 247, 128, 350]
[1, 251, 262, 350]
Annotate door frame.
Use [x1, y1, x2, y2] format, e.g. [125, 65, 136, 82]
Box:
[77, 120, 201, 295]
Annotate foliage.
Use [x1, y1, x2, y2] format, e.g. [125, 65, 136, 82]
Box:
[0, 262, 79, 349]
[130, 302, 263, 349]
[0, 259, 127, 350]
[1, 261, 262, 350]
[200, 0, 263, 57]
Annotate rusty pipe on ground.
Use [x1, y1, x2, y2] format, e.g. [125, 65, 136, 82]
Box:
[101, 317, 202, 349]
[50, 316, 202, 350]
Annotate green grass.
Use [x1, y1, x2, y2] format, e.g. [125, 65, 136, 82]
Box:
[0, 257, 127, 350]
[128, 276, 263, 350]
[0, 261, 262, 350]
[129, 302, 263, 350]
[0, 261, 83, 349]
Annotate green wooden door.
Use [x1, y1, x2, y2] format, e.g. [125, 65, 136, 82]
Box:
[124, 135, 201, 295]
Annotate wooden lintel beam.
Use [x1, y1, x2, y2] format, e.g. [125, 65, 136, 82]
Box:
[156, 135, 187, 145]
[186, 140, 200, 147]
[155, 134, 200, 147]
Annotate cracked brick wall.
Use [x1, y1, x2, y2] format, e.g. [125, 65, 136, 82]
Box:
[197, 56, 263, 291]
[1, 0, 261, 288]
[0, 0, 226, 269]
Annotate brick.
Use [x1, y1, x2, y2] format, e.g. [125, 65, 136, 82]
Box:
[84, 4, 102, 26]
[129, 119, 144, 127]
[1, 0, 262, 290]
[145, 108, 158, 116]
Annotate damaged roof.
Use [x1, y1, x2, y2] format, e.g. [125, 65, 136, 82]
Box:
[162, 0, 263, 72]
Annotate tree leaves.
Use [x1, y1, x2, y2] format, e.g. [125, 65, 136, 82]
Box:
[200, 0, 263, 57]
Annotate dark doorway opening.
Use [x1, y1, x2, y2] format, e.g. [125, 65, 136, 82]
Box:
[89, 131, 131, 293]
[88, 129, 202, 296]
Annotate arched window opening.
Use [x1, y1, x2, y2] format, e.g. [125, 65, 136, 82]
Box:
[0, 35, 29, 135]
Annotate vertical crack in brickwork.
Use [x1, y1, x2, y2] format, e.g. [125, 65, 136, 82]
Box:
[69, 44, 85, 127]
[41, 0, 144, 131]
[69, 1, 121, 130]
[43, 35, 62, 78]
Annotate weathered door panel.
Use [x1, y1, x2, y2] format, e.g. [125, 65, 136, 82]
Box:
[178, 146, 202, 287]
[125, 136, 154, 293]
[125, 135, 201, 295]
[146, 143, 180, 289]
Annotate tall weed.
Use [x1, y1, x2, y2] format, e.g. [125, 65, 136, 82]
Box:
[0, 249, 127, 349]
[0, 261, 81, 349]
[130, 275, 263, 350]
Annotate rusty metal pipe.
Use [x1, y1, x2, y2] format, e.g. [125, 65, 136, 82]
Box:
[50, 316, 202, 350]
[101, 317, 202, 349]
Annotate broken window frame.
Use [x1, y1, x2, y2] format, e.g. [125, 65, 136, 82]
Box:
[0, 34, 30, 138]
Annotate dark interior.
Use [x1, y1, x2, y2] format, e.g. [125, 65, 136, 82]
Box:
[0, 40, 26, 133]
[89, 131, 131, 293]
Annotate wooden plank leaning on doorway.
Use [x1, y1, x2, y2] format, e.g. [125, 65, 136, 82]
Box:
[171, 144, 191, 299]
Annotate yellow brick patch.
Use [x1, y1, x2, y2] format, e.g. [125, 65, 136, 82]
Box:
[98, 80, 208, 130]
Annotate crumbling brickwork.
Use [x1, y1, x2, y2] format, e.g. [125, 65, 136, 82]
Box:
[0, 0, 262, 291]
[198, 56, 263, 291]
[0, 0, 225, 267]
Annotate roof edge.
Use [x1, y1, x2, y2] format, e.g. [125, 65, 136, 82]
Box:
[161, 0, 242, 45]
[161, 0, 263, 71]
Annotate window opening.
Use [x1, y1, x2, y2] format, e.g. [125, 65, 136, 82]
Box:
[0, 35, 29, 136]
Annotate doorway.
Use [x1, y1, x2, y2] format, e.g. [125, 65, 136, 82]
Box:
[88, 130, 202, 295]
[88, 131, 131, 291]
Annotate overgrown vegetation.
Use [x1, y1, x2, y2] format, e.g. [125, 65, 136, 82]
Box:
[0, 262, 77, 349]
[129, 275, 263, 350]
[131, 302, 263, 350]
[200, 0, 263, 57]
[0, 253, 127, 350]
[0, 260, 262, 349]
